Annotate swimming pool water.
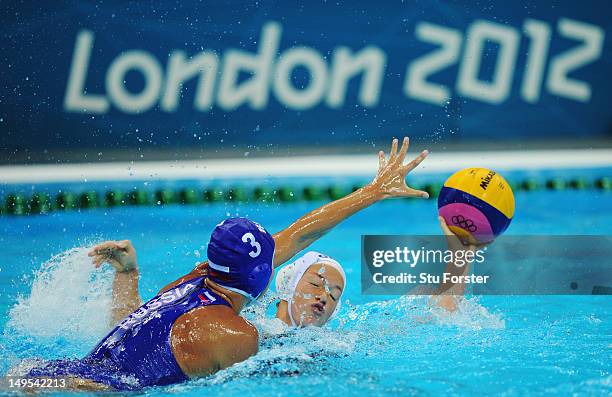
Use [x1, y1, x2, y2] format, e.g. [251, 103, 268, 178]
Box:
[0, 185, 611, 396]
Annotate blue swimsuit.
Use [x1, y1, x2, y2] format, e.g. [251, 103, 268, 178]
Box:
[27, 276, 231, 390]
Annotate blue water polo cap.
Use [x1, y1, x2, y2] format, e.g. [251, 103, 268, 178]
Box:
[207, 217, 275, 300]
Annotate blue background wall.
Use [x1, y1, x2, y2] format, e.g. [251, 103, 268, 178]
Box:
[1, 0, 610, 155]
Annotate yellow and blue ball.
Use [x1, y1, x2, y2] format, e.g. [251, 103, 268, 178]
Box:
[438, 168, 514, 244]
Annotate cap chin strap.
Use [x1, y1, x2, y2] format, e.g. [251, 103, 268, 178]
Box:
[218, 284, 255, 301]
[207, 278, 256, 304]
[287, 299, 298, 327]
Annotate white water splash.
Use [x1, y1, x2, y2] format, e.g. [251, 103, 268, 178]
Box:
[172, 325, 357, 391]
[428, 297, 505, 330]
[340, 295, 505, 331]
[6, 246, 113, 344]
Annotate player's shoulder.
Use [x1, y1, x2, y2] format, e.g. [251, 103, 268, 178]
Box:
[180, 306, 259, 368]
[172, 306, 259, 375]
[183, 305, 258, 340]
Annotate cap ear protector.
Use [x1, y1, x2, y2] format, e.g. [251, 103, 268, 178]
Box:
[275, 251, 346, 326]
[245, 258, 274, 302]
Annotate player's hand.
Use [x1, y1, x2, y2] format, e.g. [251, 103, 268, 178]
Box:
[370, 137, 429, 199]
[88, 240, 138, 273]
[438, 216, 489, 251]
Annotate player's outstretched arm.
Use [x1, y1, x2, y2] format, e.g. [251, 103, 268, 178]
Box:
[273, 137, 429, 267]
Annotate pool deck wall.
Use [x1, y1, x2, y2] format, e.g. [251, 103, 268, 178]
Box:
[1, 149, 612, 184]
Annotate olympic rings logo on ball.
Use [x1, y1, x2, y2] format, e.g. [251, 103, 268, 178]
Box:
[451, 215, 477, 232]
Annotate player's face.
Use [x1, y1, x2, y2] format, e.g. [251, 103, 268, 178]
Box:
[290, 263, 344, 327]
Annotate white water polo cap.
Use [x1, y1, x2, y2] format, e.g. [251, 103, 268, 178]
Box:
[275, 251, 346, 326]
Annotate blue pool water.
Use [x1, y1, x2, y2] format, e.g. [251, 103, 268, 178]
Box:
[0, 175, 611, 396]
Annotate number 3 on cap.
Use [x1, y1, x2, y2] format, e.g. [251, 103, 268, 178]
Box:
[241, 232, 261, 258]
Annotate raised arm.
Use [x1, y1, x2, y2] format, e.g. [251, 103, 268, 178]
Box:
[431, 217, 484, 312]
[272, 137, 429, 267]
[153, 137, 428, 296]
[88, 240, 142, 325]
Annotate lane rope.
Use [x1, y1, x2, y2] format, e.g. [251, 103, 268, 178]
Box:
[1, 177, 610, 216]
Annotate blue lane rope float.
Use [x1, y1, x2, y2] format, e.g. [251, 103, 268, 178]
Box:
[1, 177, 609, 216]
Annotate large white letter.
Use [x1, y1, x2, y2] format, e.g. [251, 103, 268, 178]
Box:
[457, 20, 519, 104]
[217, 22, 280, 110]
[162, 50, 218, 112]
[405, 22, 462, 106]
[522, 19, 551, 103]
[106, 50, 163, 113]
[326, 46, 386, 108]
[64, 30, 109, 113]
[547, 18, 604, 102]
[273, 47, 328, 110]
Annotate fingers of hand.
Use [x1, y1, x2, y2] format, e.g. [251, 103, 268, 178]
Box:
[89, 241, 118, 255]
[88, 243, 108, 257]
[89, 241, 130, 269]
[402, 150, 429, 173]
[378, 150, 386, 170]
[117, 240, 132, 252]
[91, 254, 121, 269]
[91, 255, 108, 268]
[397, 137, 409, 163]
[405, 187, 430, 199]
[88, 242, 124, 266]
[438, 216, 453, 235]
[95, 248, 114, 258]
[389, 138, 398, 163]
